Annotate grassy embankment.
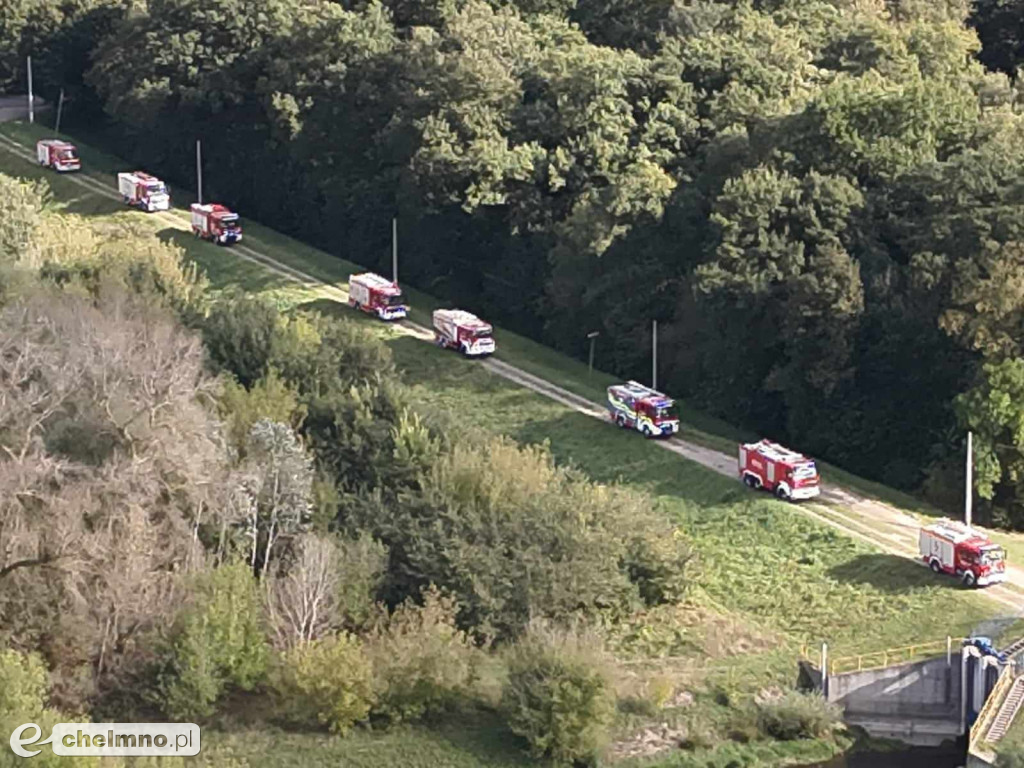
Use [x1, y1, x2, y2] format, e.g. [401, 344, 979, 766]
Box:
[0, 121, 1016, 767]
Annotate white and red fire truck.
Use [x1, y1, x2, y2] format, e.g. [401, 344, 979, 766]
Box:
[117, 171, 170, 213]
[432, 309, 495, 357]
[739, 439, 821, 501]
[606, 381, 680, 438]
[190, 203, 242, 245]
[36, 139, 80, 172]
[919, 519, 1007, 588]
[348, 273, 407, 321]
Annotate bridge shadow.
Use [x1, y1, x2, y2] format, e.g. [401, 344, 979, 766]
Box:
[828, 553, 966, 594]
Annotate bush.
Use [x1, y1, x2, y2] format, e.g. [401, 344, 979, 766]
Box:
[271, 633, 374, 734]
[352, 436, 691, 641]
[155, 563, 269, 720]
[998, 738, 1024, 768]
[0, 649, 47, 722]
[755, 690, 842, 741]
[365, 587, 480, 725]
[501, 625, 615, 766]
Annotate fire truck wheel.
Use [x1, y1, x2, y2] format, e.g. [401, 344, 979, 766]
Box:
[930, 559, 942, 574]
[775, 485, 790, 502]
[963, 571, 977, 588]
[743, 474, 757, 489]
[615, 414, 626, 428]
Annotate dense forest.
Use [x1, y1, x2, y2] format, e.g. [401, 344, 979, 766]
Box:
[6, 0, 1024, 522]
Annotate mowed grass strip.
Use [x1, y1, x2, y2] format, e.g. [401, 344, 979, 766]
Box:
[0, 123, 1008, 662]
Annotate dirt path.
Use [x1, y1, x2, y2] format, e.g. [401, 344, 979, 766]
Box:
[2, 130, 1021, 614]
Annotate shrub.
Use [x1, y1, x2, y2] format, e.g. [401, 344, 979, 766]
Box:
[271, 633, 374, 734]
[155, 563, 269, 720]
[0, 649, 47, 722]
[998, 738, 1024, 768]
[501, 625, 615, 766]
[353, 436, 691, 641]
[365, 587, 480, 725]
[219, 369, 306, 455]
[755, 690, 842, 741]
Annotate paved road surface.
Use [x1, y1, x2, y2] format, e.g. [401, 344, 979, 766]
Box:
[0, 95, 47, 123]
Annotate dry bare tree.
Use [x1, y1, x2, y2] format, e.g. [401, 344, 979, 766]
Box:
[265, 534, 343, 649]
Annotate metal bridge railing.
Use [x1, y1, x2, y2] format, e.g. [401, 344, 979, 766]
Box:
[827, 638, 964, 676]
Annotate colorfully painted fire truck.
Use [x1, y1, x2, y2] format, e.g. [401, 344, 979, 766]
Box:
[348, 273, 408, 321]
[919, 519, 1006, 588]
[432, 309, 495, 357]
[606, 381, 679, 438]
[117, 171, 170, 213]
[36, 139, 80, 172]
[739, 439, 821, 501]
[190, 203, 242, 245]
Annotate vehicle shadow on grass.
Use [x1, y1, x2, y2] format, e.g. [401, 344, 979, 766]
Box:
[827, 554, 966, 594]
[159, 228, 302, 295]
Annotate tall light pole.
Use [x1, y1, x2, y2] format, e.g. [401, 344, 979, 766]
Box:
[26, 56, 34, 124]
[196, 140, 203, 204]
[587, 331, 599, 378]
[54, 88, 65, 133]
[392, 217, 398, 284]
[652, 320, 658, 391]
[966, 431, 973, 528]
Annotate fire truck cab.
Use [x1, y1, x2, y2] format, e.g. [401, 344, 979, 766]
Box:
[606, 381, 679, 438]
[432, 309, 495, 357]
[36, 139, 80, 172]
[190, 203, 242, 245]
[739, 439, 821, 501]
[348, 273, 407, 321]
[117, 171, 170, 213]
[919, 519, 1007, 588]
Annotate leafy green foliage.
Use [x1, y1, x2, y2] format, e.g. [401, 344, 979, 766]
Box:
[365, 587, 481, 725]
[0, 648, 47, 722]
[271, 633, 375, 734]
[348, 436, 691, 640]
[754, 691, 843, 741]
[155, 563, 269, 720]
[500, 625, 615, 766]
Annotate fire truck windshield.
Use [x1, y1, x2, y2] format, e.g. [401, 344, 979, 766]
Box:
[385, 294, 405, 307]
[793, 463, 817, 480]
[469, 329, 492, 340]
[983, 549, 1005, 564]
[59, 150, 77, 160]
[145, 184, 166, 195]
[654, 405, 676, 420]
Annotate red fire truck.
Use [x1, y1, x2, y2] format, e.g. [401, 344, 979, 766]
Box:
[190, 203, 242, 245]
[36, 139, 80, 172]
[606, 381, 679, 438]
[739, 439, 821, 501]
[348, 273, 407, 321]
[919, 520, 1007, 588]
[117, 171, 170, 212]
[432, 309, 495, 357]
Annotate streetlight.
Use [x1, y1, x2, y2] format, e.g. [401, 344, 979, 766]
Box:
[586, 331, 600, 378]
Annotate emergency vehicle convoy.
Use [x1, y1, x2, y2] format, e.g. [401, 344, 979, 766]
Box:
[190, 203, 242, 245]
[606, 382, 680, 438]
[432, 309, 495, 357]
[36, 139, 80, 172]
[739, 439, 821, 501]
[348, 273, 408, 320]
[919, 520, 1007, 588]
[118, 171, 170, 212]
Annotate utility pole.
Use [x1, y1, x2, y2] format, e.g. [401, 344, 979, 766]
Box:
[966, 431, 973, 528]
[587, 331, 599, 378]
[196, 140, 202, 204]
[392, 217, 398, 284]
[652, 320, 658, 391]
[26, 56, 34, 124]
[54, 88, 65, 133]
